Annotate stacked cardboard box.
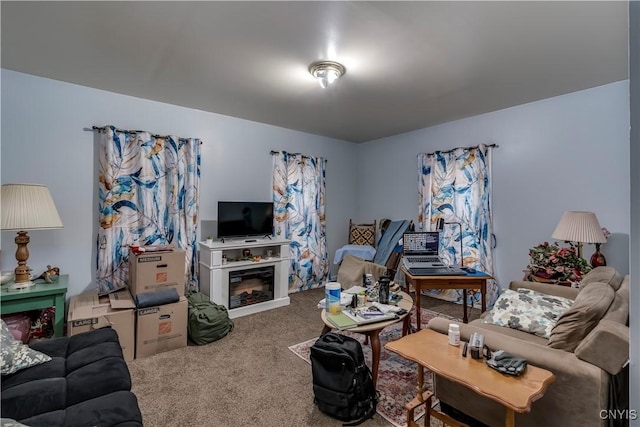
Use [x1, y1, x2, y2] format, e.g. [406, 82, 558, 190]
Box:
[128, 247, 187, 296]
[67, 289, 136, 362]
[128, 246, 188, 358]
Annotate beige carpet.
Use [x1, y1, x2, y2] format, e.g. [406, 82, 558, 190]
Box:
[128, 287, 480, 426]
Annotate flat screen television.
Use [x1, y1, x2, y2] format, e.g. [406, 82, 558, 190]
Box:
[217, 201, 274, 239]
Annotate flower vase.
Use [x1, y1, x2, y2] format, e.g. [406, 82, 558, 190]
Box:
[590, 244, 607, 267]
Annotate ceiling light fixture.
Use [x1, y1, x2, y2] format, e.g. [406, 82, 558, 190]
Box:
[309, 61, 346, 88]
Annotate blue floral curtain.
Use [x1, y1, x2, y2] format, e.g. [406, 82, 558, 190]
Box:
[272, 152, 328, 292]
[417, 144, 499, 308]
[96, 126, 201, 294]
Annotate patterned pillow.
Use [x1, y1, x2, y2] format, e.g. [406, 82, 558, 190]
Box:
[1, 319, 51, 375]
[349, 220, 376, 246]
[483, 289, 574, 339]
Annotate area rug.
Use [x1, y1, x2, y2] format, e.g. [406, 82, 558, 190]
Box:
[288, 309, 458, 427]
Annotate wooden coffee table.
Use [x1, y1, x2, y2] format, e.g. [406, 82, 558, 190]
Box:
[385, 329, 555, 427]
[320, 290, 413, 388]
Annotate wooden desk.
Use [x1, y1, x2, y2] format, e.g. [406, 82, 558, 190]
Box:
[320, 291, 413, 388]
[402, 266, 491, 325]
[1, 275, 69, 337]
[385, 329, 555, 427]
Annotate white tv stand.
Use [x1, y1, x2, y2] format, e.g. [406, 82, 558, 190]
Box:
[198, 238, 291, 318]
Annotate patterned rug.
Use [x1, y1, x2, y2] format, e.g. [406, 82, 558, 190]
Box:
[288, 309, 458, 427]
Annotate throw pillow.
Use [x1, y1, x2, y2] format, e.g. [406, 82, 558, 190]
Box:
[483, 288, 574, 339]
[548, 282, 615, 352]
[0, 319, 51, 375]
[349, 220, 376, 247]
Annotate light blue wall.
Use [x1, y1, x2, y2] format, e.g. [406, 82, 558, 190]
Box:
[0, 70, 359, 296]
[356, 81, 630, 287]
[1, 70, 631, 298]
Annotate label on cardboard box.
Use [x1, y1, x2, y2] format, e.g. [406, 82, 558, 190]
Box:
[138, 256, 162, 263]
[71, 317, 99, 328]
[138, 307, 160, 316]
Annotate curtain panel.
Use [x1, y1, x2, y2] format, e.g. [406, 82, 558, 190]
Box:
[96, 126, 201, 294]
[272, 152, 329, 292]
[417, 144, 499, 308]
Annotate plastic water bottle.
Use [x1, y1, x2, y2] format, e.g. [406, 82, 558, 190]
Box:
[448, 323, 461, 346]
[325, 282, 342, 314]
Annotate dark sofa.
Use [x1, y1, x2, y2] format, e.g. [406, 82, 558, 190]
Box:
[1, 328, 142, 427]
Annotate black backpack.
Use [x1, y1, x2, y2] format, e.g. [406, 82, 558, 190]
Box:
[310, 332, 377, 426]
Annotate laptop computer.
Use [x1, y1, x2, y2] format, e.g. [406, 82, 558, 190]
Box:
[401, 231, 447, 269]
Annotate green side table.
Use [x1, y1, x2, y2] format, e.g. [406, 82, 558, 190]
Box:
[1, 274, 69, 337]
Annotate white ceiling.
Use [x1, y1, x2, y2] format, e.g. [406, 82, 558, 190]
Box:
[1, 1, 629, 143]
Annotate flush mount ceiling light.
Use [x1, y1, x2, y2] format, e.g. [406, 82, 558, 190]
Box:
[309, 60, 346, 88]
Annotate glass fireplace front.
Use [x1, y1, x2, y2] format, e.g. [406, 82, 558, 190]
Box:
[228, 266, 275, 309]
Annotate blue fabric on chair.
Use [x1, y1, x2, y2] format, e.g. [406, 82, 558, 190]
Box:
[373, 220, 411, 266]
[333, 244, 377, 265]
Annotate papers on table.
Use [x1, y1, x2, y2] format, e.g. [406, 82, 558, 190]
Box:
[325, 308, 398, 330]
[342, 307, 398, 325]
[317, 292, 355, 309]
[343, 286, 367, 294]
[370, 302, 405, 314]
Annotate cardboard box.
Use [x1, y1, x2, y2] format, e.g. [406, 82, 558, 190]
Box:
[128, 247, 186, 297]
[67, 289, 136, 362]
[135, 297, 188, 359]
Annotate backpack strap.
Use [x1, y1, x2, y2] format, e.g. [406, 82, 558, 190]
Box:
[342, 390, 378, 426]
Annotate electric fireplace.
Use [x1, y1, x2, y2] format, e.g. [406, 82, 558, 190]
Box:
[228, 266, 275, 309]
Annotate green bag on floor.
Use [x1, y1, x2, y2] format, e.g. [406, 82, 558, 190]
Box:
[186, 292, 234, 345]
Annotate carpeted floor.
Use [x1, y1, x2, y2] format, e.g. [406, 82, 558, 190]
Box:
[128, 286, 480, 426]
[288, 308, 457, 427]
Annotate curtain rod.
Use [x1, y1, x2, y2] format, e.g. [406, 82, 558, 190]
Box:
[87, 126, 202, 144]
[270, 150, 327, 162]
[423, 143, 499, 157]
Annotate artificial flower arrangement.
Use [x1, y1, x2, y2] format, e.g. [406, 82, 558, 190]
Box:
[526, 241, 592, 283]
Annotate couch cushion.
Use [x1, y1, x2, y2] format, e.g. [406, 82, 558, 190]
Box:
[482, 288, 574, 339]
[469, 320, 549, 346]
[574, 320, 629, 375]
[548, 282, 615, 352]
[21, 390, 143, 427]
[0, 320, 51, 375]
[1, 328, 137, 425]
[603, 275, 629, 325]
[579, 266, 623, 290]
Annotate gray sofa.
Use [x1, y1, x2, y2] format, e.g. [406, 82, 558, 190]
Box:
[427, 266, 629, 427]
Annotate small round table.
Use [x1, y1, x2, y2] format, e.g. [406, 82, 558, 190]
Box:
[320, 291, 413, 388]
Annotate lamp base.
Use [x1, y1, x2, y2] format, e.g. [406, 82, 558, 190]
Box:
[7, 280, 36, 291]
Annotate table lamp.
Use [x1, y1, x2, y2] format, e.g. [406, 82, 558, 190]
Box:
[1, 183, 63, 289]
[551, 211, 605, 259]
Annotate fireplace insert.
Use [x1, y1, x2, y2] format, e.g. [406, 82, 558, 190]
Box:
[228, 266, 275, 309]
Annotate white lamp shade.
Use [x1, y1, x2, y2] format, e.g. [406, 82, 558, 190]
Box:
[1, 184, 63, 231]
[551, 211, 606, 244]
